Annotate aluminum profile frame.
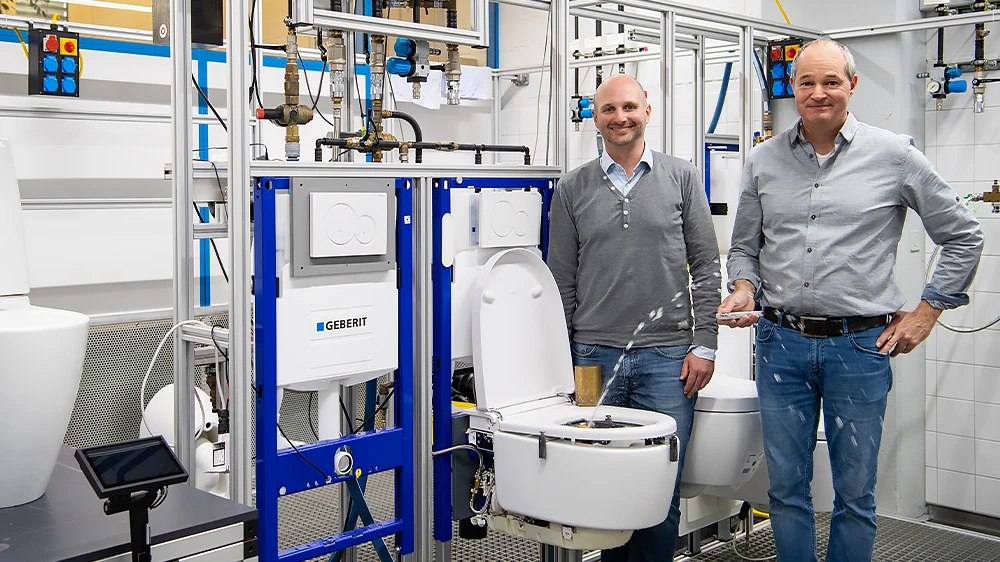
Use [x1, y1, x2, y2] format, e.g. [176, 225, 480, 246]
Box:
[225, 0, 253, 505]
[311, 6, 488, 47]
[170, 0, 196, 475]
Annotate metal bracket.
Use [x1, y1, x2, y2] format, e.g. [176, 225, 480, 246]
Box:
[344, 477, 394, 562]
[538, 432, 558, 459]
[500, 76, 530, 111]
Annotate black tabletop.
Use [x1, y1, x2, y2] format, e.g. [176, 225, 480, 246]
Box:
[0, 446, 257, 562]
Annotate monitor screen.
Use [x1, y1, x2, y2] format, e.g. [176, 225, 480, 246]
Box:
[79, 437, 186, 494]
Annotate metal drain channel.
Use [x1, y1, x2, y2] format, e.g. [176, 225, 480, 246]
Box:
[681, 512, 1000, 562]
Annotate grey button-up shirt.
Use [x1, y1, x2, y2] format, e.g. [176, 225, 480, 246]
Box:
[727, 113, 984, 317]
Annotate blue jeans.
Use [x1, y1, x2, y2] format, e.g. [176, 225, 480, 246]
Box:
[571, 342, 696, 562]
[754, 315, 892, 562]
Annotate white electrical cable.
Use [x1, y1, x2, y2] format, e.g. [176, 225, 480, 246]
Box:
[731, 533, 777, 562]
[139, 320, 210, 441]
[925, 246, 1000, 333]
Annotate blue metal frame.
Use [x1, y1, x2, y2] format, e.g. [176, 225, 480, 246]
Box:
[430, 176, 556, 544]
[487, 2, 500, 69]
[199, 206, 211, 307]
[253, 176, 414, 562]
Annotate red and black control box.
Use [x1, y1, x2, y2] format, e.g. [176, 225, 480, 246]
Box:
[28, 25, 81, 97]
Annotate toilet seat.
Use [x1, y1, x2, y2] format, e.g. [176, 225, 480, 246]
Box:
[471, 247, 677, 441]
[695, 376, 759, 413]
[498, 401, 677, 442]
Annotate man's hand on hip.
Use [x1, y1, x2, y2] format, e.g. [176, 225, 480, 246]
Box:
[876, 301, 943, 357]
[681, 353, 714, 398]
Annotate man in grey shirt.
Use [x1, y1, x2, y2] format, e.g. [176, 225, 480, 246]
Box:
[548, 74, 721, 562]
[720, 39, 983, 562]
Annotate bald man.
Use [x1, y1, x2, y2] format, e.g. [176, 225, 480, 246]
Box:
[547, 74, 722, 561]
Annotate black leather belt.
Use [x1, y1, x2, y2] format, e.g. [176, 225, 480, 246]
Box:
[761, 307, 890, 338]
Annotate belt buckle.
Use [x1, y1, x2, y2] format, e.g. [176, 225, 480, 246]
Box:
[798, 316, 829, 338]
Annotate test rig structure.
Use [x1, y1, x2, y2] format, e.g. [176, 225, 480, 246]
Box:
[153, 0, 1000, 560]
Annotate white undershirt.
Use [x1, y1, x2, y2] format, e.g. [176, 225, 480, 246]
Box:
[816, 140, 841, 166]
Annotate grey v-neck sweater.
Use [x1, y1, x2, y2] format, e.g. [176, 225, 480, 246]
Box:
[547, 152, 721, 350]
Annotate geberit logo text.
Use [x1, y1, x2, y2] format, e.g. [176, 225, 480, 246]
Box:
[316, 317, 368, 332]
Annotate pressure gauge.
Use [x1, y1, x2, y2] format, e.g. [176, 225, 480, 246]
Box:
[927, 80, 943, 94]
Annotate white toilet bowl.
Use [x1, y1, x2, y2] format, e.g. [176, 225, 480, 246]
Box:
[680, 376, 764, 499]
[723, 410, 836, 512]
[0, 139, 90, 509]
[469, 248, 680, 542]
[0, 297, 89, 508]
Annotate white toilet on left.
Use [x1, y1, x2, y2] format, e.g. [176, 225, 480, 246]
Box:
[0, 138, 89, 508]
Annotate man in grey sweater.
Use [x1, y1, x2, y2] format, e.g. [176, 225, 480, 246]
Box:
[547, 74, 722, 562]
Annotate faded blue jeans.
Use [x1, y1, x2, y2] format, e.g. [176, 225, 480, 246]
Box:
[754, 315, 892, 562]
[571, 341, 696, 562]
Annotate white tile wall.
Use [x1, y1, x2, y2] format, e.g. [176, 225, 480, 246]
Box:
[940, 298, 975, 330]
[938, 469, 977, 511]
[976, 439, 1000, 479]
[936, 110, 975, 147]
[976, 477, 1000, 517]
[974, 256, 1000, 293]
[926, 467, 938, 504]
[937, 398, 975, 437]
[934, 146, 976, 183]
[975, 330, 1000, 368]
[936, 330, 975, 365]
[976, 292, 1000, 327]
[926, 431, 938, 467]
[926, 359, 937, 396]
[935, 362, 975, 401]
[924, 26, 1000, 520]
[937, 433, 976, 473]
[976, 366, 1000, 405]
[976, 402, 1000, 442]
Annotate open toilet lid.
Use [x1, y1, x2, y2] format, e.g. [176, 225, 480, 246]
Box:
[695, 376, 759, 413]
[471, 248, 575, 413]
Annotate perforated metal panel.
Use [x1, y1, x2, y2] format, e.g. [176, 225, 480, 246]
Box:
[682, 512, 1000, 562]
[64, 314, 229, 448]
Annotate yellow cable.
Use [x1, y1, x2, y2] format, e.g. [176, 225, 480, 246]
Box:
[13, 28, 29, 58]
[752, 508, 770, 520]
[51, 13, 60, 24]
[773, 0, 791, 24]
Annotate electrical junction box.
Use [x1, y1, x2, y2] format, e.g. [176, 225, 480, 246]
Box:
[28, 26, 80, 97]
[152, 0, 224, 46]
[476, 189, 542, 249]
[310, 192, 389, 258]
[766, 39, 802, 100]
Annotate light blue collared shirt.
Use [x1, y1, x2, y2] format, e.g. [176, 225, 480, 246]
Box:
[600, 144, 654, 197]
[598, 145, 716, 362]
